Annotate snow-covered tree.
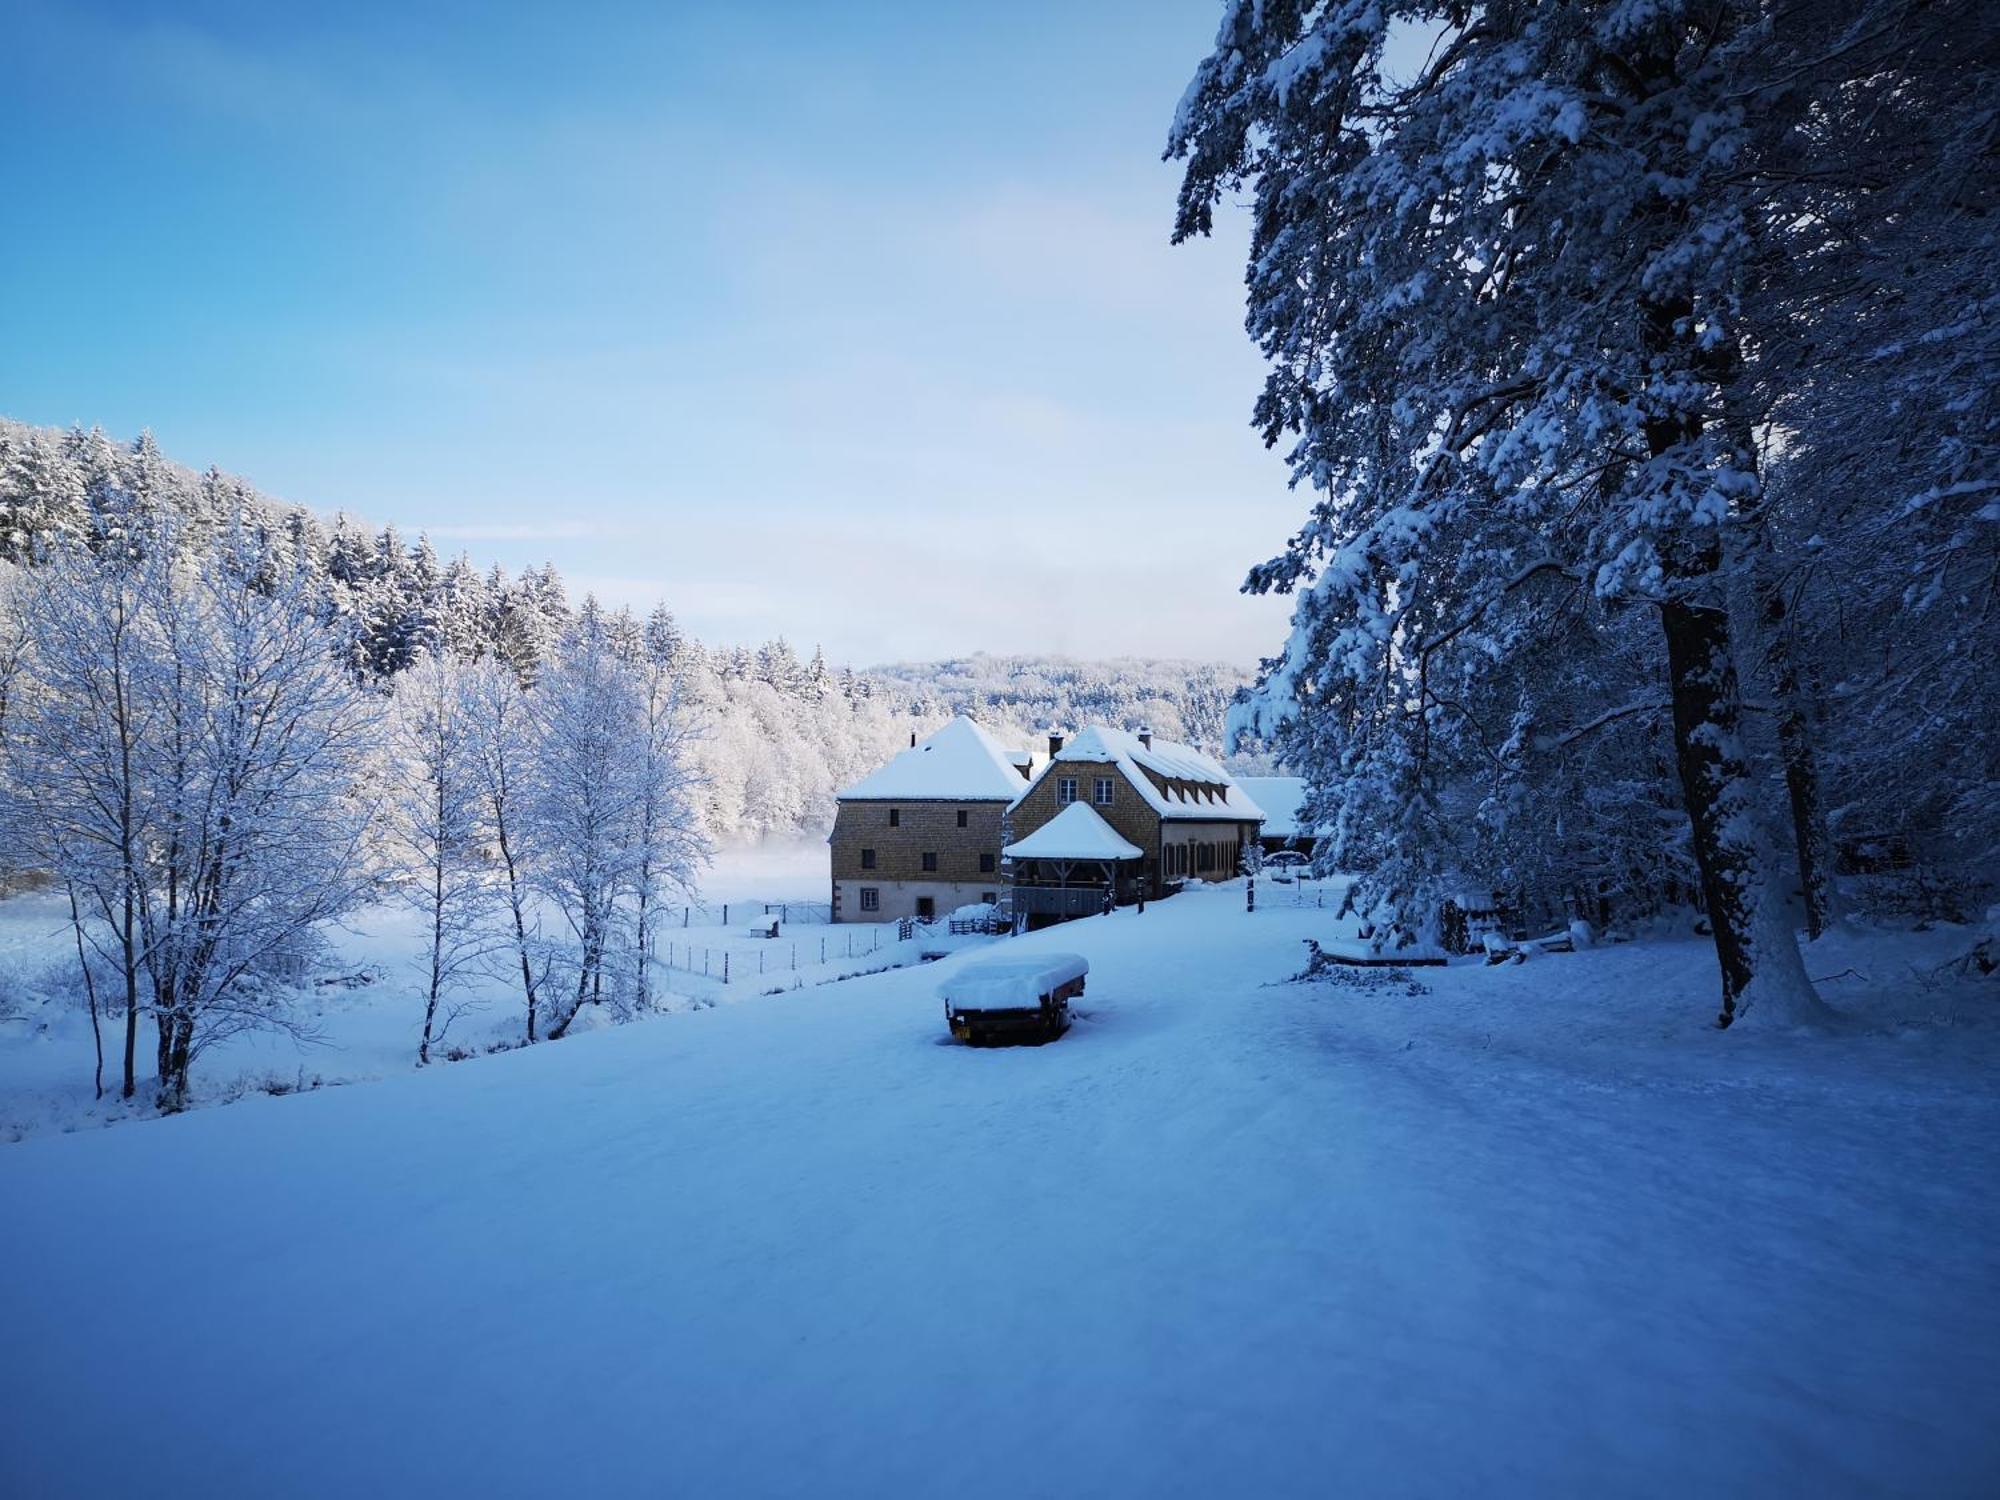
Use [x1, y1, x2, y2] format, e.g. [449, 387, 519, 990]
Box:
[383, 653, 499, 1064]
[1168, 0, 1860, 1024]
[528, 618, 646, 1037]
[631, 643, 709, 1011]
[9, 522, 375, 1106]
[0, 427, 90, 563]
[6, 540, 160, 1096]
[134, 528, 377, 1108]
[461, 655, 547, 1041]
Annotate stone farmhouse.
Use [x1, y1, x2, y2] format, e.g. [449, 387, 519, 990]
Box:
[1002, 727, 1265, 928]
[828, 716, 1034, 923]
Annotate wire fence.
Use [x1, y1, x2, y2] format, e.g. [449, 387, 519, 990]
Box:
[656, 899, 835, 929]
[652, 928, 887, 985]
[1262, 876, 1336, 909]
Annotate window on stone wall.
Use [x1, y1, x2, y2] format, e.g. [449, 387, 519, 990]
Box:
[1057, 777, 1078, 804]
[860, 888, 880, 911]
[981, 891, 997, 905]
[888, 808, 900, 827]
[922, 851, 938, 872]
[861, 848, 876, 869]
[957, 809, 968, 828]
[980, 852, 995, 873]
[1094, 777, 1114, 806]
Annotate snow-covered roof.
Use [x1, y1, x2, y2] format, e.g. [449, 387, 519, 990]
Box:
[1003, 803, 1145, 863]
[939, 952, 1088, 1010]
[1235, 777, 1308, 839]
[1011, 727, 1266, 823]
[839, 716, 1031, 802]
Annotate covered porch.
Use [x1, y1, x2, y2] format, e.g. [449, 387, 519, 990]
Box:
[1003, 803, 1149, 929]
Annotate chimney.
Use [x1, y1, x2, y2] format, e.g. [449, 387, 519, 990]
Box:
[1048, 731, 1065, 757]
[1137, 725, 1153, 750]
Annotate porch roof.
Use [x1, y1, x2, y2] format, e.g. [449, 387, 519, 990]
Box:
[1003, 803, 1144, 863]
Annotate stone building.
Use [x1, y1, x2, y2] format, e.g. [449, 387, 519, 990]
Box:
[828, 716, 1033, 923]
[1004, 727, 1264, 927]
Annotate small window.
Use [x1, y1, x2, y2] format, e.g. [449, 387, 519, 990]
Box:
[956, 809, 968, 828]
[1057, 777, 1078, 805]
[979, 852, 995, 872]
[860, 888, 880, 912]
[1094, 777, 1114, 806]
[888, 808, 900, 827]
[861, 848, 876, 870]
[916, 897, 935, 919]
[980, 891, 997, 904]
[922, 852, 938, 872]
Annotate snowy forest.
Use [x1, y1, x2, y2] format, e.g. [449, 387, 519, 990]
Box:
[1171, 0, 1997, 1026]
[0, 417, 1247, 841]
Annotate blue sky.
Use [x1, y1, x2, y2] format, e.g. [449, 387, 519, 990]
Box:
[1, 0, 1299, 665]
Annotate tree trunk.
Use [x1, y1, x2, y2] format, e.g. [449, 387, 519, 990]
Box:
[68, 885, 104, 1100]
[159, 1008, 195, 1113]
[1754, 569, 1837, 939]
[119, 888, 138, 1100]
[1715, 330, 1837, 943]
[420, 846, 445, 1066]
[1645, 299, 1824, 1028]
[1657, 590, 1759, 1023]
[493, 813, 538, 1042]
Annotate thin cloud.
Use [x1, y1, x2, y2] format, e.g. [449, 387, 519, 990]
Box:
[422, 521, 619, 542]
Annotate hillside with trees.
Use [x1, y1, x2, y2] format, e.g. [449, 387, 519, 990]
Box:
[0, 419, 1249, 845]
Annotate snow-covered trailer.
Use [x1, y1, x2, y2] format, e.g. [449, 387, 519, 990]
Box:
[938, 953, 1086, 1046]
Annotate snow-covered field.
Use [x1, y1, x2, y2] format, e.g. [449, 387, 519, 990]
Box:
[0, 838, 916, 1141]
[3, 879, 1995, 1496]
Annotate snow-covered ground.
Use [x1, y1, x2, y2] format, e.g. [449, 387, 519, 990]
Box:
[3, 881, 1995, 1496]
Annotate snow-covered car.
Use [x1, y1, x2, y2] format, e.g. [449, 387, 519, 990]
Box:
[1263, 850, 1310, 883]
[938, 952, 1086, 1046]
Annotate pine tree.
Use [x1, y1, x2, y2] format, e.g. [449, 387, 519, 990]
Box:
[0, 428, 90, 563]
[1169, 0, 1833, 1023]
